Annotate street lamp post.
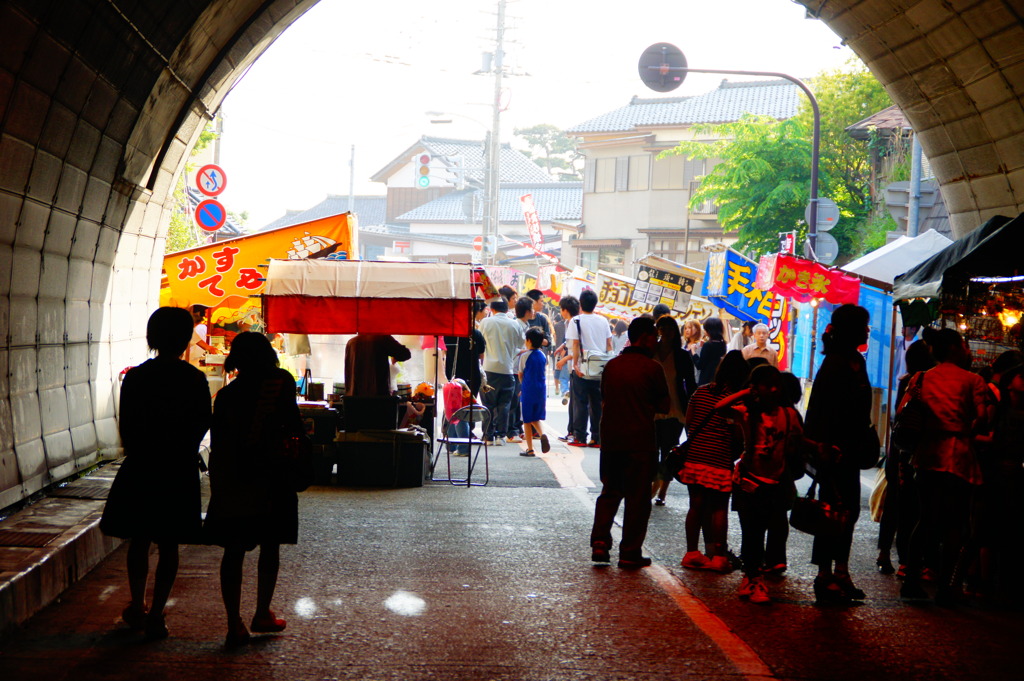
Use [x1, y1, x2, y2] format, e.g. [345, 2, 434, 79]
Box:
[639, 44, 822, 259]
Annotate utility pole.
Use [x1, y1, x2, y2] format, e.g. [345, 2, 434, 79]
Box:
[486, 0, 506, 266]
[347, 144, 356, 215]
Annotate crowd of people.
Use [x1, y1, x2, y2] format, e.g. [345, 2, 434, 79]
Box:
[583, 300, 1023, 609]
[99, 291, 1023, 649]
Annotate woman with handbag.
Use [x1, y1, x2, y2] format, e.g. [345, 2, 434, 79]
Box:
[100, 307, 211, 639]
[804, 304, 873, 604]
[206, 332, 306, 647]
[651, 316, 696, 505]
[878, 339, 935, 576]
[676, 351, 750, 573]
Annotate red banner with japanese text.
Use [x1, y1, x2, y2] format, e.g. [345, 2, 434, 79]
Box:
[755, 253, 861, 305]
[160, 212, 355, 324]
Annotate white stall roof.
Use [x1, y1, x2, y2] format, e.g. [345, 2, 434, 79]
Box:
[842, 230, 953, 285]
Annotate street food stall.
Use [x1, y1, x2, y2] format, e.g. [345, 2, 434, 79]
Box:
[893, 214, 1024, 367]
[160, 212, 356, 393]
[262, 259, 479, 487]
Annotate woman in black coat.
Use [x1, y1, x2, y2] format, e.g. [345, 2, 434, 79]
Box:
[651, 316, 697, 504]
[206, 332, 304, 646]
[692, 317, 727, 386]
[803, 304, 873, 604]
[100, 307, 211, 639]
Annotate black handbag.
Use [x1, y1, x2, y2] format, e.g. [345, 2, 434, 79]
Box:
[669, 402, 719, 483]
[789, 480, 850, 538]
[852, 424, 881, 470]
[277, 433, 314, 493]
[891, 372, 930, 452]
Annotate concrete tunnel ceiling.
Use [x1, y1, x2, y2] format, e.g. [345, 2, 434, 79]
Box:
[0, 0, 1023, 508]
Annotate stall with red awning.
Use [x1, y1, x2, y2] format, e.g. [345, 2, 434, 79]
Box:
[262, 259, 478, 336]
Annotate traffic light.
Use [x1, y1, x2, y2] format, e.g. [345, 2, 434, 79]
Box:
[413, 152, 432, 189]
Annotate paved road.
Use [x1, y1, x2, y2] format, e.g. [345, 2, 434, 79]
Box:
[1, 395, 1021, 680]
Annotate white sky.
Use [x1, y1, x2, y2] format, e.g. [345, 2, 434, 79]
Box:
[217, 0, 854, 229]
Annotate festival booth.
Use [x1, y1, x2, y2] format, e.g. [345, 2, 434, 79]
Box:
[564, 262, 714, 322]
[262, 259, 480, 487]
[893, 214, 1024, 368]
[842, 230, 954, 413]
[161, 213, 356, 393]
[701, 249, 791, 368]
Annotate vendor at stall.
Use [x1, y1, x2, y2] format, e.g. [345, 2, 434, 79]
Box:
[740, 323, 778, 367]
[344, 332, 412, 397]
[188, 304, 220, 365]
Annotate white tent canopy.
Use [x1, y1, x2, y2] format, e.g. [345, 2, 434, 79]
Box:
[842, 230, 953, 285]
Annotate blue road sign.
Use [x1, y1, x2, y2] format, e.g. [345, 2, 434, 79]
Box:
[195, 199, 226, 232]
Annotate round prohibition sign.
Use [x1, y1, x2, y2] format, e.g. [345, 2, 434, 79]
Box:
[195, 199, 227, 232]
[196, 164, 227, 197]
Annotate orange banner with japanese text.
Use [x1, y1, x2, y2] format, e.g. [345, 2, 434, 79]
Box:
[161, 213, 355, 324]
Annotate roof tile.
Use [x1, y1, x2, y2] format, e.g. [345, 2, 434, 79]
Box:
[567, 79, 801, 134]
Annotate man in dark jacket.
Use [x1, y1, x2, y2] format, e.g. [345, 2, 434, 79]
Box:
[590, 317, 669, 568]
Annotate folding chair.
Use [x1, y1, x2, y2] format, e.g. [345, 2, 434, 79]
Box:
[432, 403, 490, 486]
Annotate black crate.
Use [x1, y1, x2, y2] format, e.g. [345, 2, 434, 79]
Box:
[335, 431, 428, 488]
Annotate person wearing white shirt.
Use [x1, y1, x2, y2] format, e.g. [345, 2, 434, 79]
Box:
[478, 299, 525, 444]
[565, 289, 613, 447]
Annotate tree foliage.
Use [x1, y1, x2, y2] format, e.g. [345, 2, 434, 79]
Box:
[514, 123, 583, 181]
[663, 61, 893, 262]
[165, 121, 220, 254]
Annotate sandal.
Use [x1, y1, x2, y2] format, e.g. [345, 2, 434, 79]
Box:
[540, 434, 550, 453]
[251, 610, 287, 633]
[121, 602, 148, 630]
[225, 619, 252, 647]
[520, 449, 536, 457]
[143, 613, 169, 640]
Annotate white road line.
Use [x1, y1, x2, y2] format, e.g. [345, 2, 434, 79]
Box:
[564, 472, 776, 680]
[645, 566, 775, 680]
[536, 422, 595, 488]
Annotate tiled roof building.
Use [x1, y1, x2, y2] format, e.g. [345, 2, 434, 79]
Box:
[565, 79, 801, 275]
[568, 79, 800, 134]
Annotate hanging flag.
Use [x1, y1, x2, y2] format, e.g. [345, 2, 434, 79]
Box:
[756, 253, 861, 305]
[520, 194, 544, 251]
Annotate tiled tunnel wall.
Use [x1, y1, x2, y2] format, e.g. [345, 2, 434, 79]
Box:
[0, 0, 313, 510]
[1, 0, 1023, 511]
[803, 0, 1024, 235]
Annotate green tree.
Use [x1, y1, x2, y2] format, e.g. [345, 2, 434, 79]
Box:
[165, 121, 220, 253]
[663, 61, 892, 262]
[514, 123, 583, 181]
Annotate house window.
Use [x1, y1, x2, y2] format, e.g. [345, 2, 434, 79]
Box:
[578, 248, 624, 274]
[595, 158, 616, 192]
[598, 248, 625, 274]
[628, 156, 649, 191]
[649, 237, 687, 263]
[652, 155, 685, 189]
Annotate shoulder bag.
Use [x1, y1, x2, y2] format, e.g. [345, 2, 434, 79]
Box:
[891, 371, 931, 453]
[789, 479, 851, 538]
[668, 398, 718, 483]
[851, 423, 882, 469]
[575, 318, 614, 379]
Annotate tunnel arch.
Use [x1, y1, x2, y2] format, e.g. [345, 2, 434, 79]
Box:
[0, 0, 317, 508]
[1, 0, 1023, 509]
[799, 0, 1024, 236]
